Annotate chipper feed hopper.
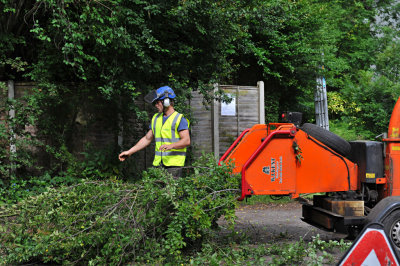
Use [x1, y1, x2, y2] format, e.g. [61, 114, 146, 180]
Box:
[219, 97, 400, 253]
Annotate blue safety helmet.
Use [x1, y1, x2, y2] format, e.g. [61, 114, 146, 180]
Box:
[144, 86, 176, 104]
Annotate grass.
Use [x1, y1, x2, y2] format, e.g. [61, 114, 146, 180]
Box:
[239, 195, 292, 205]
[239, 193, 322, 206]
[184, 232, 352, 265]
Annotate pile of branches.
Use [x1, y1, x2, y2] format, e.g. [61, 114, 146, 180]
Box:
[0, 155, 239, 265]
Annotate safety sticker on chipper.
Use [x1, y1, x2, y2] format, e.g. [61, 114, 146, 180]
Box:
[262, 156, 283, 184]
[366, 173, 375, 179]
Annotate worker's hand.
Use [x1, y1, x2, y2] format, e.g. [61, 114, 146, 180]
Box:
[118, 151, 130, 162]
[159, 144, 173, 152]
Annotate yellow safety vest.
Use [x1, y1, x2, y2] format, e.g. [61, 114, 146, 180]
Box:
[151, 111, 188, 167]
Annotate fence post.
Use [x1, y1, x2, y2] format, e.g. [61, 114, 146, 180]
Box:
[212, 83, 220, 159]
[7, 80, 16, 177]
[258, 81, 265, 124]
[236, 86, 239, 136]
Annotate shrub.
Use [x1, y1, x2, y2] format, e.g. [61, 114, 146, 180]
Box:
[0, 154, 239, 265]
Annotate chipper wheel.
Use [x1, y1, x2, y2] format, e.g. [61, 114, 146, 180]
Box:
[383, 210, 400, 254]
[300, 123, 351, 157]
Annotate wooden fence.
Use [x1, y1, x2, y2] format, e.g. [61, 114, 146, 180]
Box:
[191, 82, 265, 158]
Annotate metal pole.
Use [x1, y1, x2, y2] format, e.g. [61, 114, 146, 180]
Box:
[322, 77, 329, 130]
[315, 77, 322, 126]
[315, 63, 329, 130]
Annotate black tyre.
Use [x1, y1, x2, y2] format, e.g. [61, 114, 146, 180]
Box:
[300, 123, 351, 157]
[383, 210, 400, 253]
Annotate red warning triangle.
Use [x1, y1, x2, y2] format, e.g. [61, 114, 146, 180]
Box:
[340, 228, 399, 266]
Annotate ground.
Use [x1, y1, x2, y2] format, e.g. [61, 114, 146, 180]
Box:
[218, 201, 351, 264]
[233, 201, 345, 242]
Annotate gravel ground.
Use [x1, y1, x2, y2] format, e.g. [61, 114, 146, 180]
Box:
[217, 201, 350, 264]
[233, 201, 346, 242]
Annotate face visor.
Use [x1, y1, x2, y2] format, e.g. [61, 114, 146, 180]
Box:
[144, 90, 159, 104]
[144, 86, 176, 104]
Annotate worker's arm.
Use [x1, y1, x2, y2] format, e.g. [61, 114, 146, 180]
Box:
[119, 129, 154, 161]
[159, 129, 190, 151]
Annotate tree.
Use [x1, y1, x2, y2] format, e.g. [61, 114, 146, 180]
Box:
[1, 0, 397, 178]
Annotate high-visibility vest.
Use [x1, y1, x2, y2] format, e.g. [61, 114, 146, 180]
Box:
[151, 111, 188, 166]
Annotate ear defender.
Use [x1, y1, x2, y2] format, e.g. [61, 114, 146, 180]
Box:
[163, 98, 170, 107]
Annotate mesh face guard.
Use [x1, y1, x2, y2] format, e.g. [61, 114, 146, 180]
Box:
[144, 90, 158, 103]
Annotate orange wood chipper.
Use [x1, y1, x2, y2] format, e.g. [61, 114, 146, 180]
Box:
[219, 97, 400, 252]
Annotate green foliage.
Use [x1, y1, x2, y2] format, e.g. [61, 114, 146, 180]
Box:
[2, 0, 398, 179]
[327, 91, 375, 140]
[343, 70, 399, 134]
[329, 119, 373, 141]
[0, 144, 120, 205]
[328, 91, 360, 118]
[0, 0, 32, 80]
[0, 87, 41, 183]
[60, 144, 121, 181]
[322, 4, 400, 136]
[327, 70, 400, 138]
[0, 85, 122, 201]
[2, 0, 400, 215]
[2, 0, 244, 179]
[0, 176, 50, 205]
[187, 234, 351, 265]
[227, 0, 380, 121]
[13, 0, 240, 96]
[0, 154, 239, 265]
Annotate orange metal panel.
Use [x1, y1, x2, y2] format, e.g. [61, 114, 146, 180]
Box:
[294, 131, 358, 194]
[385, 154, 400, 196]
[376, 178, 387, 184]
[224, 124, 268, 174]
[244, 130, 358, 196]
[221, 124, 360, 200]
[245, 137, 297, 194]
[384, 96, 400, 197]
[222, 123, 294, 174]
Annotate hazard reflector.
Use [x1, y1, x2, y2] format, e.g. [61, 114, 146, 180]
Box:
[339, 227, 399, 266]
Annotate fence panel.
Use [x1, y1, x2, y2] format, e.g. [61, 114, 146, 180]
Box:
[191, 82, 265, 158]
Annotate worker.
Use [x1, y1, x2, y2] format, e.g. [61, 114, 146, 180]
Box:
[118, 86, 190, 178]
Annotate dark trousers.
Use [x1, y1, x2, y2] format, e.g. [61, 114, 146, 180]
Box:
[165, 167, 182, 179]
[159, 162, 182, 178]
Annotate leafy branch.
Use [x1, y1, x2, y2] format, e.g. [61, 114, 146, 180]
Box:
[0, 154, 239, 265]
